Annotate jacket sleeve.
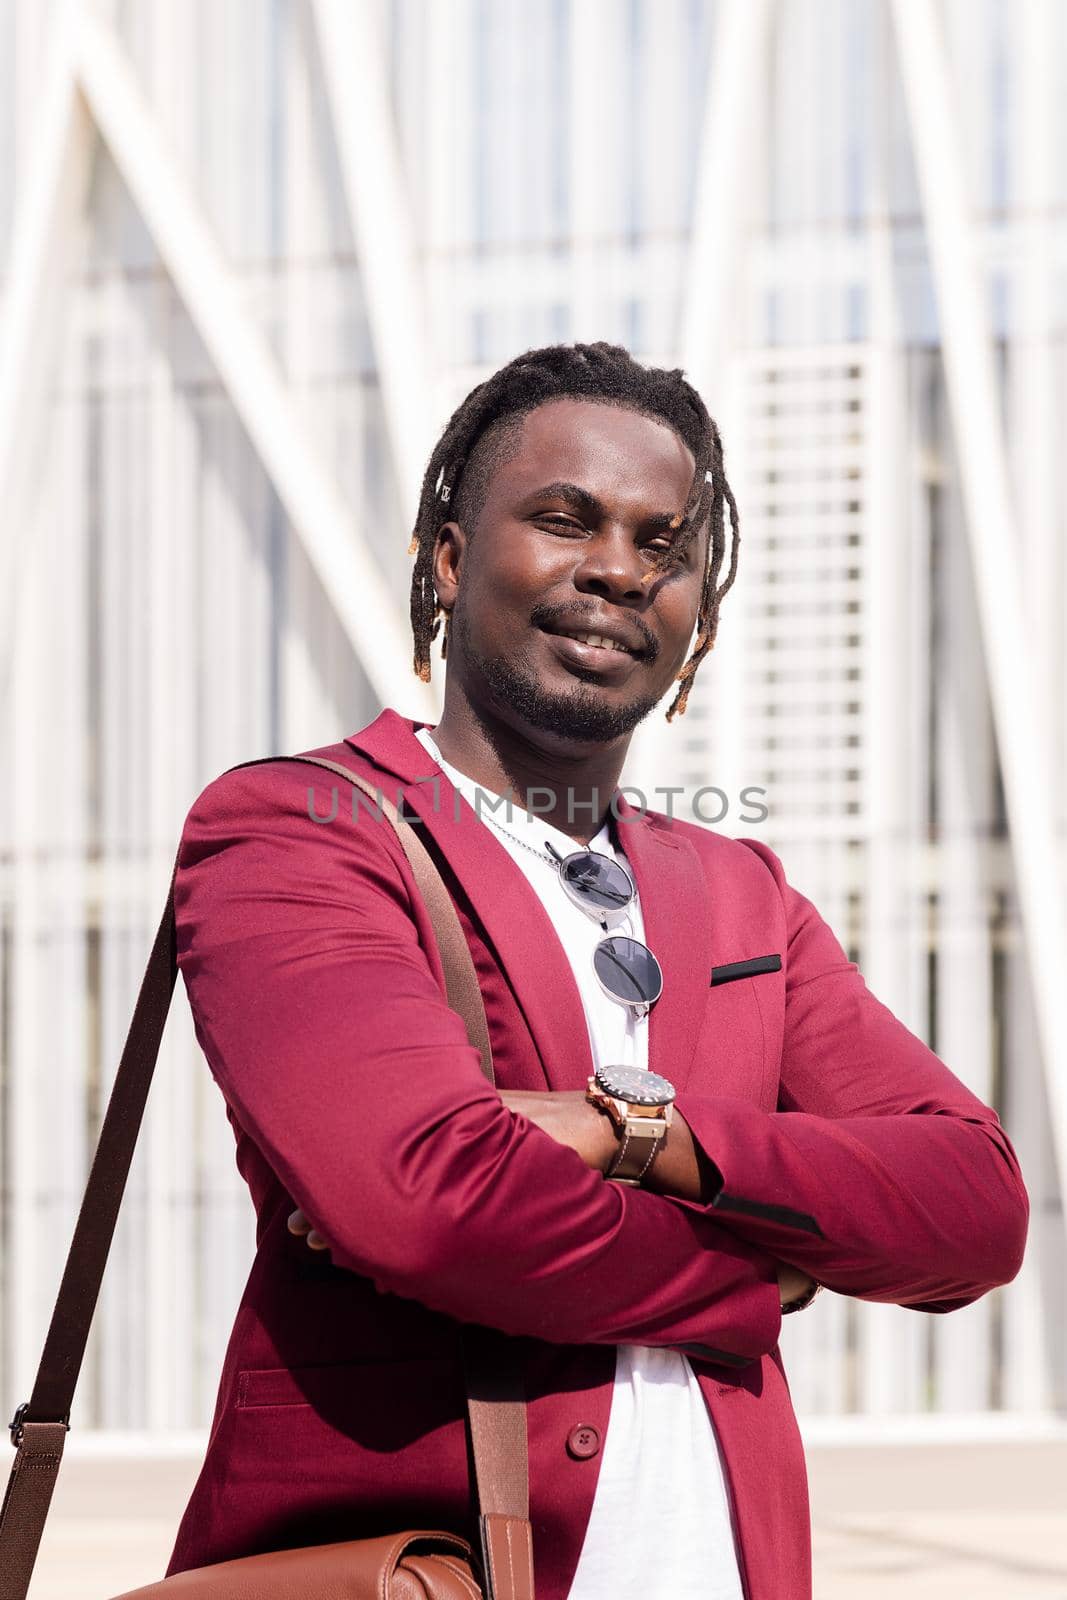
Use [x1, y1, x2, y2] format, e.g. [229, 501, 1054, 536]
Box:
[671, 837, 1030, 1312]
[175, 763, 782, 1361]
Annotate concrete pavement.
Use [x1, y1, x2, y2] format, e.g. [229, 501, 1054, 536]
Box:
[808, 1439, 1067, 1597]
[17, 1438, 1067, 1597]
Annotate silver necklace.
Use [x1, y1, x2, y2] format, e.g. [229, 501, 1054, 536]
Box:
[478, 802, 572, 868]
[420, 730, 566, 867]
[478, 803, 638, 937]
[426, 734, 627, 911]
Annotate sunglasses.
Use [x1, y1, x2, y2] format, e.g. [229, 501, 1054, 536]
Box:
[544, 841, 663, 1017]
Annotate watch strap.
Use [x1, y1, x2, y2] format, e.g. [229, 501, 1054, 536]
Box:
[603, 1119, 667, 1186]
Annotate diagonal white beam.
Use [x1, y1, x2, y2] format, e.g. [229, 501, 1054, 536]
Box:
[677, 0, 774, 410]
[311, 0, 435, 531]
[0, 4, 91, 700]
[890, 0, 1067, 1192]
[74, 13, 435, 718]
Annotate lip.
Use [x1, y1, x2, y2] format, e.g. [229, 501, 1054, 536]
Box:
[540, 629, 642, 677]
[540, 619, 648, 656]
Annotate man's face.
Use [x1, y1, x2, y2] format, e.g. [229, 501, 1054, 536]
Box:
[433, 398, 710, 746]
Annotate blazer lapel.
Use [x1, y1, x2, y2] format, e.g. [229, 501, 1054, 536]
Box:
[343, 709, 714, 1097]
[344, 710, 592, 1091]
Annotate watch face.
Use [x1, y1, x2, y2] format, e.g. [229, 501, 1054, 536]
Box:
[594, 1064, 676, 1106]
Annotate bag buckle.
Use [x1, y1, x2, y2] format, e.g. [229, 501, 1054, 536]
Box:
[9, 1402, 70, 1448]
[8, 1402, 29, 1447]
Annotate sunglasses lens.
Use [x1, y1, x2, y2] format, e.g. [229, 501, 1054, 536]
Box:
[593, 936, 664, 1007]
[560, 851, 634, 914]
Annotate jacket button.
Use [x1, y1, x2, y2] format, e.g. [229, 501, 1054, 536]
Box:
[566, 1424, 600, 1460]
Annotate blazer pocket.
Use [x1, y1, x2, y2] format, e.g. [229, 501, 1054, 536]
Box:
[226, 1356, 469, 1495]
[709, 953, 782, 986]
[237, 1355, 459, 1410]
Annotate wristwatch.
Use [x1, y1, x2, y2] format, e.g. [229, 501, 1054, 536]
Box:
[586, 1063, 676, 1186]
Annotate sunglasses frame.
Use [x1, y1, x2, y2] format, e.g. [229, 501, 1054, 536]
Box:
[554, 847, 664, 1016]
[591, 933, 664, 1015]
[556, 847, 636, 924]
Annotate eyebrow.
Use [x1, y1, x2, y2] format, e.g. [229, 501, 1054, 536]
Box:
[520, 480, 682, 533]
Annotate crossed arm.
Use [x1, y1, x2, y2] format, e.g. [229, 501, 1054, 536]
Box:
[289, 1088, 817, 1309]
[178, 765, 785, 1364]
[181, 766, 1028, 1368]
[507, 839, 1032, 1316]
[289, 828, 1030, 1319]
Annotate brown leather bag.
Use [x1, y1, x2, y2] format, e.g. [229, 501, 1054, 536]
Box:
[0, 756, 535, 1600]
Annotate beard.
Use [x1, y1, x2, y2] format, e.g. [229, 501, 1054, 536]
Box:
[452, 604, 663, 743]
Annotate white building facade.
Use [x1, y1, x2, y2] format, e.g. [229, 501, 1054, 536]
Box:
[0, 0, 1063, 1436]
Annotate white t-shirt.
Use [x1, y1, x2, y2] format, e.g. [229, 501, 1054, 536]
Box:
[414, 726, 745, 1600]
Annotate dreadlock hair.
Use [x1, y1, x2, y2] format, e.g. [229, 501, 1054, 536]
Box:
[408, 341, 740, 721]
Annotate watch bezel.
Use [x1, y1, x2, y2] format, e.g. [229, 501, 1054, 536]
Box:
[592, 1062, 676, 1107]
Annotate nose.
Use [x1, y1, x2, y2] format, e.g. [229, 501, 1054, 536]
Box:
[571, 526, 648, 605]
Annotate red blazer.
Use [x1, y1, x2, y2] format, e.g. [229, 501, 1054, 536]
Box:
[164, 707, 1029, 1600]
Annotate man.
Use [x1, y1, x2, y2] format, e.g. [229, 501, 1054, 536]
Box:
[165, 343, 1028, 1599]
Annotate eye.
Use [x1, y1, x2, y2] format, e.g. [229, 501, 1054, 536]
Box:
[536, 515, 584, 533]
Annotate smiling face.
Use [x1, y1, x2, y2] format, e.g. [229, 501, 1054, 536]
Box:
[432, 398, 710, 747]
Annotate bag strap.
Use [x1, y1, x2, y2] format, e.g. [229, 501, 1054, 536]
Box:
[0, 755, 533, 1600]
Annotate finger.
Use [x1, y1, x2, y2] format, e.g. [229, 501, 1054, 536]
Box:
[306, 1230, 330, 1251]
[287, 1209, 311, 1235]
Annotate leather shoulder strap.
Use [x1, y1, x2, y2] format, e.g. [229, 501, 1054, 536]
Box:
[0, 754, 533, 1600]
[0, 856, 181, 1600]
[231, 755, 495, 1086]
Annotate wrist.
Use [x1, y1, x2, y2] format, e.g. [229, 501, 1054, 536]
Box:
[499, 1089, 619, 1171]
[584, 1066, 676, 1186]
[584, 1098, 624, 1172]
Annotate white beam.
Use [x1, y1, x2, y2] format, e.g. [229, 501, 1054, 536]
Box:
[630, 0, 772, 799]
[890, 0, 1067, 1191]
[0, 3, 90, 701]
[311, 0, 436, 529]
[568, 0, 618, 341]
[74, 13, 435, 718]
[677, 0, 774, 411]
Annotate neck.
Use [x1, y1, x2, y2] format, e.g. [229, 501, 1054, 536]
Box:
[428, 700, 630, 848]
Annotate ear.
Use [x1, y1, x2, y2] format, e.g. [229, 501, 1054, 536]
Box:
[432, 520, 467, 612]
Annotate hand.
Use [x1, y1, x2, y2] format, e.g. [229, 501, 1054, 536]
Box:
[283, 1091, 606, 1263]
[776, 1261, 816, 1308]
[500, 1089, 722, 1204]
[287, 1207, 332, 1255]
[498, 1089, 617, 1170]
